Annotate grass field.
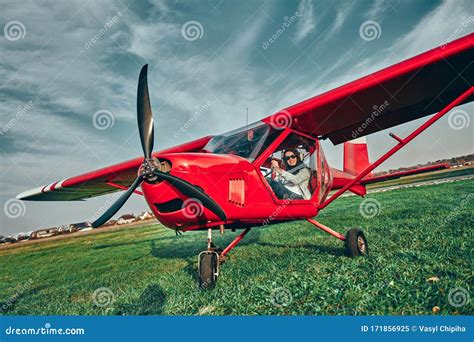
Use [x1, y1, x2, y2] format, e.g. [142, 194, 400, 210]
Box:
[0, 179, 472, 315]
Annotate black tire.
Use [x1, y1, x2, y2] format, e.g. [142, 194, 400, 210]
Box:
[198, 252, 219, 289]
[345, 228, 368, 257]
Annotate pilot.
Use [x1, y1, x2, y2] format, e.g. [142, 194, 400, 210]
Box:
[268, 149, 311, 200]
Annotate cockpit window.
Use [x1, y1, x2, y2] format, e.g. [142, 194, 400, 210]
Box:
[203, 123, 281, 162]
[260, 132, 318, 201]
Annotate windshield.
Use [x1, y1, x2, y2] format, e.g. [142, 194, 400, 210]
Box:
[203, 123, 281, 162]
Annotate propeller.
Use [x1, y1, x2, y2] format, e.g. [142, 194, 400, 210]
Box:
[137, 64, 154, 159]
[92, 176, 143, 228]
[92, 65, 226, 228]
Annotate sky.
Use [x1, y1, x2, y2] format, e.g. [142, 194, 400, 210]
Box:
[1, 0, 473, 235]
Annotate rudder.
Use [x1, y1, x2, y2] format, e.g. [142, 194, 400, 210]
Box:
[343, 137, 372, 177]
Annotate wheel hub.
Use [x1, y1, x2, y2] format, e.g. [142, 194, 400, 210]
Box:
[138, 158, 171, 183]
[357, 236, 367, 254]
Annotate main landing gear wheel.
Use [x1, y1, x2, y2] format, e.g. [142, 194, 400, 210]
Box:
[198, 251, 219, 289]
[345, 228, 368, 257]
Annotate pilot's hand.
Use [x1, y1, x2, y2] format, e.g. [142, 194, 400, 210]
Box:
[271, 159, 279, 169]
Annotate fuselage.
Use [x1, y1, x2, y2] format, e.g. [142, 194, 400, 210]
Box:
[141, 123, 360, 231]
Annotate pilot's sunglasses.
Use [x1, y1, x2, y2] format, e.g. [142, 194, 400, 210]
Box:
[284, 155, 297, 161]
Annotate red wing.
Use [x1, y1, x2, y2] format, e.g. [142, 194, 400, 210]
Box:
[361, 164, 449, 185]
[17, 136, 212, 201]
[263, 33, 474, 144]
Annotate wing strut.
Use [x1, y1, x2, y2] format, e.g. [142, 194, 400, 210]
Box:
[319, 86, 474, 210]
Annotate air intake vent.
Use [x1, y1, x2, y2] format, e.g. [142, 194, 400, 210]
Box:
[228, 178, 245, 207]
[155, 198, 184, 213]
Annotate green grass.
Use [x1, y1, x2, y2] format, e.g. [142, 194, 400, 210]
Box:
[0, 180, 472, 315]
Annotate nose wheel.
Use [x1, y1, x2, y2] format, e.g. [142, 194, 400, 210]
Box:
[198, 251, 219, 289]
[197, 228, 220, 289]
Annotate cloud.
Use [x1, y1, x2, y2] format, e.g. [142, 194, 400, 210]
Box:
[294, 0, 316, 42]
[326, 1, 355, 39]
[349, 0, 474, 81]
[221, 10, 267, 63]
[366, 0, 388, 20]
[385, 0, 474, 57]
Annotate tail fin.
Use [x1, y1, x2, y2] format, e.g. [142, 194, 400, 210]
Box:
[343, 137, 373, 177]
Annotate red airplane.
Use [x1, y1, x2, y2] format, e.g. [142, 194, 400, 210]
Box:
[17, 33, 473, 288]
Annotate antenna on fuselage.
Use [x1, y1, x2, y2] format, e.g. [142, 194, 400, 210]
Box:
[246, 107, 249, 127]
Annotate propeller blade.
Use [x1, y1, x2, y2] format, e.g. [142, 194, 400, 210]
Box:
[92, 176, 143, 228]
[137, 64, 154, 158]
[154, 171, 227, 221]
